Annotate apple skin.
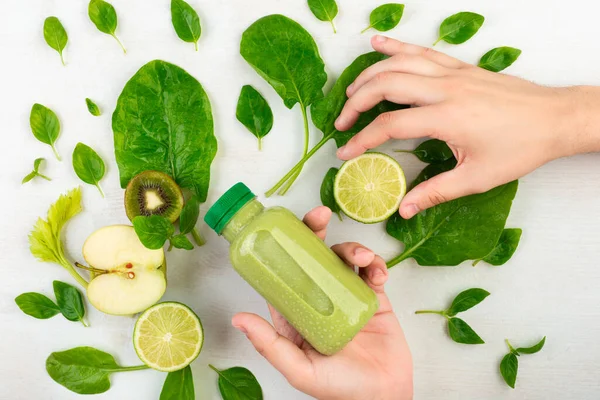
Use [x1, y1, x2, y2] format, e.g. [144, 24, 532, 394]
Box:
[83, 225, 167, 316]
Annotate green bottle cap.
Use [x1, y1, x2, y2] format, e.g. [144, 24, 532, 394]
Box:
[204, 182, 256, 234]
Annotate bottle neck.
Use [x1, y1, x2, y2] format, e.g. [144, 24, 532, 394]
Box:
[222, 199, 264, 243]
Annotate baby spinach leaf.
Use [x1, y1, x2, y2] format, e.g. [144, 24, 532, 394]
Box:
[160, 366, 195, 400]
[88, 0, 126, 53]
[72, 143, 106, 197]
[133, 215, 174, 250]
[448, 317, 484, 344]
[395, 139, 453, 164]
[473, 228, 522, 266]
[479, 47, 522, 73]
[500, 352, 518, 388]
[43, 17, 68, 66]
[15, 292, 60, 319]
[446, 288, 490, 317]
[362, 3, 405, 34]
[515, 336, 546, 355]
[171, 0, 201, 51]
[307, 0, 338, 33]
[46, 347, 148, 394]
[30, 103, 61, 161]
[22, 158, 51, 184]
[170, 234, 194, 251]
[53, 280, 87, 327]
[180, 196, 201, 234]
[85, 98, 101, 116]
[236, 85, 274, 150]
[113, 60, 217, 203]
[434, 12, 485, 46]
[320, 167, 342, 220]
[209, 365, 263, 400]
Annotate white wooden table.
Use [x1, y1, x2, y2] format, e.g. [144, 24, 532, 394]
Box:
[2, 0, 600, 398]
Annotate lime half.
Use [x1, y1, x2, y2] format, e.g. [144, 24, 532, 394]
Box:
[133, 302, 203, 372]
[334, 152, 406, 223]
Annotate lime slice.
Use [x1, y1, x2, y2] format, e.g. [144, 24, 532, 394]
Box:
[133, 302, 203, 372]
[334, 152, 406, 223]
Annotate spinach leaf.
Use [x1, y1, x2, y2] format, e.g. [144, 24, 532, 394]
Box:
[479, 47, 522, 73]
[500, 352, 518, 388]
[236, 85, 274, 150]
[88, 0, 126, 53]
[434, 12, 485, 46]
[515, 336, 546, 355]
[448, 317, 484, 344]
[133, 215, 174, 250]
[395, 139, 453, 164]
[473, 228, 522, 266]
[72, 143, 106, 197]
[43, 17, 68, 66]
[307, 0, 338, 33]
[209, 365, 263, 400]
[113, 60, 217, 203]
[180, 195, 201, 234]
[446, 288, 490, 317]
[86, 98, 101, 116]
[15, 292, 60, 319]
[170, 234, 194, 251]
[30, 104, 61, 161]
[22, 158, 51, 184]
[171, 0, 201, 51]
[160, 365, 195, 400]
[53, 280, 87, 327]
[46, 347, 148, 394]
[320, 167, 342, 220]
[241, 14, 327, 195]
[361, 3, 405, 34]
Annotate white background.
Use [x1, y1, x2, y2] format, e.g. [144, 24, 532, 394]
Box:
[1, 0, 600, 399]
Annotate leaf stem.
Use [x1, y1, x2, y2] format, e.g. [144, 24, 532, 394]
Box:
[336, 212, 343, 222]
[63, 260, 89, 288]
[111, 365, 150, 373]
[51, 144, 62, 161]
[168, 241, 174, 252]
[95, 184, 105, 198]
[505, 339, 516, 353]
[208, 364, 220, 373]
[194, 41, 199, 51]
[59, 51, 66, 66]
[394, 150, 415, 155]
[432, 37, 443, 46]
[191, 229, 206, 246]
[472, 259, 482, 267]
[75, 262, 107, 275]
[38, 173, 52, 181]
[386, 251, 410, 268]
[415, 310, 446, 316]
[360, 25, 372, 34]
[277, 105, 312, 196]
[330, 21, 337, 34]
[112, 34, 127, 54]
[80, 318, 89, 328]
[258, 137, 263, 151]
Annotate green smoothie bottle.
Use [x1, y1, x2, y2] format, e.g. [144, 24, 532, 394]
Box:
[204, 183, 378, 355]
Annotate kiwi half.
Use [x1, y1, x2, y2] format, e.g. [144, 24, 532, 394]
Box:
[125, 171, 184, 223]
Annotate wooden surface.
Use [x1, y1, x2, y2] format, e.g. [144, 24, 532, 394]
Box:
[2, 0, 600, 399]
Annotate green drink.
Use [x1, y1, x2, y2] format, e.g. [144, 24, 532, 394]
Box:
[205, 183, 378, 355]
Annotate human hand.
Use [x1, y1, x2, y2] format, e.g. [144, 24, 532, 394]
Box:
[231, 206, 413, 400]
[335, 35, 600, 219]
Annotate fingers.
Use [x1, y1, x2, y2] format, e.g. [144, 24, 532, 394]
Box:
[331, 243, 389, 294]
[232, 313, 314, 386]
[302, 206, 332, 240]
[371, 35, 466, 69]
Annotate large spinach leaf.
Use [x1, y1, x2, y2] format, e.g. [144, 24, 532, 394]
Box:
[113, 60, 217, 202]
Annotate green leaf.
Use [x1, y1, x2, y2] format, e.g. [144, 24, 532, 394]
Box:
[113, 60, 217, 202]
[434, 12, 485, 46]
[15, 292, 60, 319]
[33, 158, 44, 172]
[171, 0, 201, 50]
[23, 158, 51, 184]
[448, 317, 484, 344]
[396, 139, 454, 164]
[307, 0, 338, 33]
[479, 47, 522, 73]
[179, 196, 200, 234]
[362, 3, 405, 33]
[446, 288, 490, 317]
[473, 228, 523, 266]
[320, 167, 342, 220]
[209, 365, 263, 400]
[133, 215, 174, 250]
[236, 85, 274, 150]
[22, 171, 37, 184]
[43, 17, 68, 66]
[170, 234, 194, 250]
[500, 353, 518, 388]
[515, 336, 546, 354]
[46, 347, 148, 394]
[88, 0, 126, 53]
[72, 143, 106, 197]
[160, 365, 195, 400]
[85, 98, 102, 116]
[410, 158, 457, 189]
[30, 103, 61, 161]
[53, 281, 86, 326]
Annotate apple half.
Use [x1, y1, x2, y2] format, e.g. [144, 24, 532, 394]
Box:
[84, 225, 167, 316]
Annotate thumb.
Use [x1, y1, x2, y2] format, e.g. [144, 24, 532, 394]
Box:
[399, 166, 480, 219]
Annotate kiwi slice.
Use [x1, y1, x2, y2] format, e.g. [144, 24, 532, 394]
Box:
[125, 171, 184, 223]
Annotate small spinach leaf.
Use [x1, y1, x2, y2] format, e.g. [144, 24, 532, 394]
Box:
[320, 167, 342, 220]
[362, 3, 405, 33]
[160, 365, 195, 400]
[479, 47, 522, 73]
[88, 0, 126, 53]
[86, 98, 101, 116]
[515, 336, 546, 355]
[307, 0, 338, 33]
[434, 12, 485, 46]
[72, 143, 106, 197]
[395, 139, 453, 164]
[236, 85, 274, 150]
[30, 103, 61, 161]
[180, 196, 200, 234]
[473, 228, 522, 266]
[209, 365, 263, 400]
[15, 292, 60, 319]
[53, 280, 87, 327]
[446, 288, 490, 317]
[133, 215, 175, 250]
[500, 352, 519, 388]
[22, 158, 51, 184]
[170, 234, 194, 251]
[448, 317, 484, 344]
[43, 17, 68, 66]
[171, 0, 201, 51]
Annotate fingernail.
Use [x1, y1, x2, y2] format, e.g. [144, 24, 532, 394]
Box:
[337, 146, 348, 159]
[233, 324, 247, 334]
[370, 267, 385, 279]
[403, 204, 420, 219]
[346, 82, 355, 94]
[374, 35, 387, 43]
[354, 247, 372, 257]
[335, 115, 345, 128]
